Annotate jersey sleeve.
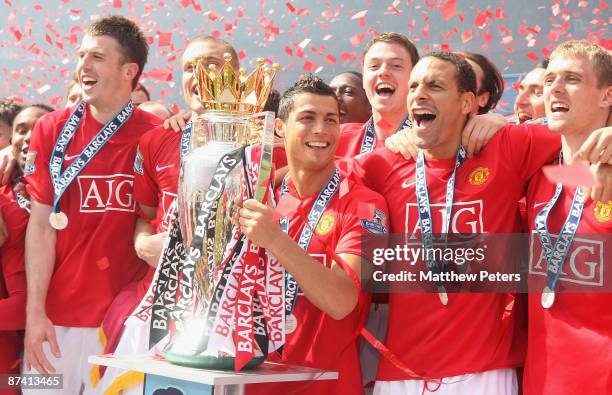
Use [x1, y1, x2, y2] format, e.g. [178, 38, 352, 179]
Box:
[351, 147, 402, 195]
[23, 113, 55, 205]
[133, 131, 159, 208]
[502, 124, 561, 182]
[335, 186, 389, 259]
[0, 202, 27, 330]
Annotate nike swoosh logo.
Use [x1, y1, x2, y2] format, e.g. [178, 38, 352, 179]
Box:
[533, 202, 548, 209]
[64, 154, 79, 161]
[156, 164, 174, 172]
[402, 180, 415, 189]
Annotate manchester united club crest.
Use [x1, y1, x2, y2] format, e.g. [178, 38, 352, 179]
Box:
[468, 167, 490, 186]
[316, 213, 335, 236]
[594, 201, 612, 223]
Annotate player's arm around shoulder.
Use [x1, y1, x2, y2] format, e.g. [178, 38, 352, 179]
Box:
[236, 198, 361, 320]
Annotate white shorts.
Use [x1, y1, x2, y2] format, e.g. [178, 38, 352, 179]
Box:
[21, 326, 103, 395]
[94, 319, 151, 395]
[374, 368, 517, 395]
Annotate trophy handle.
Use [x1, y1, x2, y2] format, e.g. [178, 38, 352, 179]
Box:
[251, 111, 276, 203]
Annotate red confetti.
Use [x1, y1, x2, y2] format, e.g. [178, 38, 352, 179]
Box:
[286, 2, 296, 13]
[238, 50, 247, 60]
[284, 46, 293, 56]
[113, 0, 121, 8]
[302, 61, 318, 72]
[439, 0, 457, 21]
[208, 11, 219, 21]
[158, 32, 172, 47]
[526, 52, 539, 61]
[461, 30, 473, 43]
[325, 54, 336, 64]
[340, 52, 356, 62]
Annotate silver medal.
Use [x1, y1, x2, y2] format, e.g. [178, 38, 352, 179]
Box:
[285, 314, 298, 334]
[49, 211, 68, 230]
[541, 286, 555, 309]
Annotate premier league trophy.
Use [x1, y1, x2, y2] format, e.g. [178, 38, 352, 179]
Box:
[150, 54, 287, 371]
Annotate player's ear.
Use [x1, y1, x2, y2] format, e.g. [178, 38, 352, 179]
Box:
[124, 63, 139, 84]
[275, 118, 286, 138]
[599, 84, 612, 109]
[460, 91, 475, 115]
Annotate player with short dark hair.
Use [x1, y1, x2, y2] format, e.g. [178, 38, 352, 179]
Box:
[355, 51, 561, 394]
[241, 75, 389, 394]
[22, 15, 158, 394]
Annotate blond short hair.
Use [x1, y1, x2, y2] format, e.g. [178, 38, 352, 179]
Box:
[550, 40, 611, 88]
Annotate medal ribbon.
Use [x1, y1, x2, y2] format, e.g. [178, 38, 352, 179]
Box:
[534, 152, 584, 293]
[179, 120, 192, 158]
[415, 146, 467, 294]
[49, 100, 134, 214]
[360, 116, 411, 155]
[279, 168, 341, 315]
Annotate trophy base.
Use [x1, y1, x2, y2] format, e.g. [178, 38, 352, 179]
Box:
[163, 350, 266, 370]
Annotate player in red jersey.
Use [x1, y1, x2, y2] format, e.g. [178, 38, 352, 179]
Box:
[336, 33, 418, 158]
[354, 51, 562, 394]
[237, 76, 388, 394]
[0, 194, 28, 395]
[22, 15, 158, 394]
[514, 63, 547, 124]
[330, 71, 372, 124]
[0, 104, 53, 205]
[523, 40, 612, 395]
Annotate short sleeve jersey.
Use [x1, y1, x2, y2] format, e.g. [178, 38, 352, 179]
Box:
[523, 170, 612, 395]
[0, 196, 28, 374]
[354, 124, 560, 380]
[336, 122, 389, 159]
[248, 174, 389, 395]
[24, 105, 159, 327]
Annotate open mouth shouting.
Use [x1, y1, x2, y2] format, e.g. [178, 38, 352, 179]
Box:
[412, 108, 437, 129]
[81, 75, 98, 91]
[375, 82, 396, 99]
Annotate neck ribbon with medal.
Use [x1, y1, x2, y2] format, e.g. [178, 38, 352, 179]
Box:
[360, 116, 412, 155]
[534, 151, 584, 309]
[415, 145, 467, 305]
[279, 168, 341, 332]
[48, 100, 134, 230]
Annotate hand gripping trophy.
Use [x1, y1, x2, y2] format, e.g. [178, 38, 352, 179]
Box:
[150, 54, 287, 370]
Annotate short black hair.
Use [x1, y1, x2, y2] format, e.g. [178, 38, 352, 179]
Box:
[87, 15, 149, 89]
[263, 89, 281, 116]
[0, 99, 24, 127]
[461, 52, 504, 114]
[27, 103, 55, 113]
[277, 75, 339, 121]
[335, 71, 363, 80]
[422, 51, 476, 95]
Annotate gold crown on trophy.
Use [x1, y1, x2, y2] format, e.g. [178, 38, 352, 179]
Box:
[193, 53, 280, 114]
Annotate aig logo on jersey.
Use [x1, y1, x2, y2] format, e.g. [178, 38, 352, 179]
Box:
[528, 232, 604, 287]
[405, 200, 484, 243]
[77, 174, 136, 213]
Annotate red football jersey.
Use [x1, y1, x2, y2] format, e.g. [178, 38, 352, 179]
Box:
[353, 124, 560, 380]
[24, 105, 158, 327]
[247, 174, 389, 395]
[0, 196, 28, 376]
[336, 122, 388, 159]
[523, 170, 612, 395]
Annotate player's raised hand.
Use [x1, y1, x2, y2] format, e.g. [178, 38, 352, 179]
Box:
[0, 145, 15, 185]
[574, 126, 612, 165]
[163, 109, 191, 132]
[237, 198, 283, 249]
[462, 112, 507, 157]
[385, 127, 418, 160]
